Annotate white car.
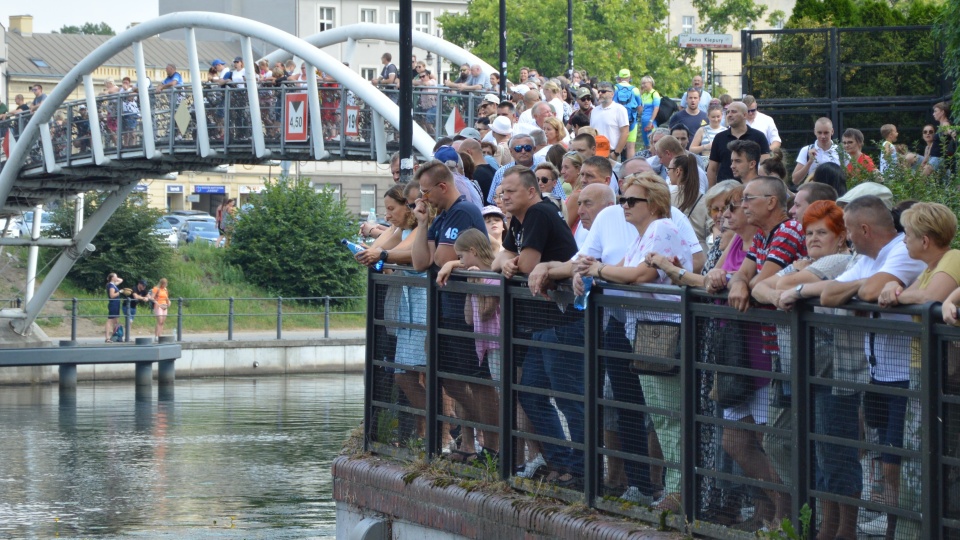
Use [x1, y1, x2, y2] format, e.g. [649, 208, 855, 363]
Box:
[154, 218, 179, 248]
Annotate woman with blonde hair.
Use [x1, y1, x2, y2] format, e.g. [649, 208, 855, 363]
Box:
[152, 278, 170, 340]
[542, 117, 568, 148]
[560, 151, 585, 227]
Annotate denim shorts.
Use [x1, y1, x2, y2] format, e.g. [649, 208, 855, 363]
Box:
[864, 379, 910, 464]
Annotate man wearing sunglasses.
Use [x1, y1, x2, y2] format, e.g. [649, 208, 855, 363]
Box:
[486, 134, 544, 204]
[743, 95, 781, 151]
[576, 87, 594, 116]
[589, 82, 629, 162]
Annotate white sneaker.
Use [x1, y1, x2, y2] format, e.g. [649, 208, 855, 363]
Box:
[516, 453, 546, 478]
[859, 514, 888, 535]
[620, 486, 653, 505]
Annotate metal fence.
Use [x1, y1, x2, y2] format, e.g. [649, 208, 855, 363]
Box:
[1, 295, 364, 341]
[0, 84, 495, 168]
[365, 266, 959, 538]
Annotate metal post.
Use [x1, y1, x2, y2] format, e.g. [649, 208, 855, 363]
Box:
[499, 0, 507, 102]
[124, 298, 132, 342]
[582, 276, 598, 502]
[921, 304, 942, 538]
[184, 29, 211, 158]
[363, 272, 376, 451]
[679, 286, 696, 519]
[498, 274, 512, 480]
[176, 297, 183, 341]
[71, 297, 78, 341]
[276, 297, 283, 340]
[425, 269, 439, 458]
[566, 0, 574, 78]
[228, 297, 234, 341]
[133, 41, 157, 159]
[25, 204, 42, 304]
[399, 0, 414, 183]
[324, 296, 330, 338]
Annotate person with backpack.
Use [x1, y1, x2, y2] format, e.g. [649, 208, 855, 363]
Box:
[614, 69, 643, 160]
[638, 75, 661, 151]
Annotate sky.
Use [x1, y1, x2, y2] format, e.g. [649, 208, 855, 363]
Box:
[0, 0, 160, 34]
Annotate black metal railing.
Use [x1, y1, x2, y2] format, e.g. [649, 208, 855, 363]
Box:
[365, 265, 957, 538]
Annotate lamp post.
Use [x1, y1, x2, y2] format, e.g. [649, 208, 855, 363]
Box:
[567, 0, 574, 77]
[399, 0, 413, 183]
[499, 0, 507, 102]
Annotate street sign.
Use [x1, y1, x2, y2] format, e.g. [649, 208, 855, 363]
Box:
[284, 93, 308, 142]
[677, 33, 734, 49]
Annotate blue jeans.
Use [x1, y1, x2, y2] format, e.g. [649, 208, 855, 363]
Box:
[518, 323, 585, 477]
[122, 304, 137, 320]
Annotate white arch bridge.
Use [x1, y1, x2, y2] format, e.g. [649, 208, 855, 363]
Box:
[0, 12, 493, 337]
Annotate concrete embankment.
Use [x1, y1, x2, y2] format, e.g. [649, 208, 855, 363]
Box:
[0, 329, 365, 384]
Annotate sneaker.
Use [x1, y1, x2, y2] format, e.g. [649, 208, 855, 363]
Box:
[858, 514, 888, 536]
[516, 453, 546, 478]
[620, 486, 653, 506]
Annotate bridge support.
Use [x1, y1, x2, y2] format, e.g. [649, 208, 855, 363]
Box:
[13, 180, 140, 335]
[135, 362, 153, 387]
[158, 360, 175, 385]
[59, 363, 77, 390]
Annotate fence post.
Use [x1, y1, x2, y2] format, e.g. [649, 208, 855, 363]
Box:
[71, 298, 78, 341]
[276, 297, 282, 340]
[228, 297, 234, 341]
[921, 304, 942, 538]
[123, 298, 131, 342]
[176, 297, 183, 342]
[324, 296, 330, 338]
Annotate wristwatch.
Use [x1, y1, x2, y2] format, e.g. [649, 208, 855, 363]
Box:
[677, 269, 686, 281]
[795, 284, 804, 297]
[379, 250, 390, 262]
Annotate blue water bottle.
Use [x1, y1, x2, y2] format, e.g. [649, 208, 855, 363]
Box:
[573, 276, 593, 311]
[340, 239, 383, 272]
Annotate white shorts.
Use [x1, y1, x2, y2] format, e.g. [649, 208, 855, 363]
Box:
[723, 385, 769, 424]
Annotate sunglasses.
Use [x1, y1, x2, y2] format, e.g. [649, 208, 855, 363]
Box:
[618, 196, 648, 208]
[579, 96, 592, 102]
[537, 176, 553, 184]
[513, 144, 533, 153]
[726, 202, 741, 213]
[597, 89, 612, 94]
[747, 108, 758, 113]
[923, 130, 935, 134]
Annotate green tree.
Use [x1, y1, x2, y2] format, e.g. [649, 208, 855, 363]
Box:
[936, 0, 960, 120]
[437, 0, 696, 97]
[692, 0, 768, 33]
[224, 177, 364, 300]
[57, 22, 115, 35]
[46, 192, 170, 292]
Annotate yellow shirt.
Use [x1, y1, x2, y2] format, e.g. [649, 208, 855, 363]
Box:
[911, 250, 960, 368]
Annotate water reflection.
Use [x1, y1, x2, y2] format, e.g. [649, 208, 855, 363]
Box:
[0, 374, 363, 539]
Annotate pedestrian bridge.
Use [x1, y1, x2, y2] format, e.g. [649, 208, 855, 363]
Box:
[0, 11, 493, 337]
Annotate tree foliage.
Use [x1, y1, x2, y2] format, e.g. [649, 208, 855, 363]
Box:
[47, 192, 170, 292]
[224, 176, 365, 300]
[437, 0, 696, 97]
[935, 0, 960, 121]
[57, 22, 115, 35]
[692, 0, 767, 33]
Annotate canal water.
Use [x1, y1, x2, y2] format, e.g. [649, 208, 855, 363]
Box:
[0, 374, 364, 539]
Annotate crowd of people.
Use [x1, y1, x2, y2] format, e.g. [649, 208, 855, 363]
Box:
[105, 273, 171, 342]
[352, 62, 958, 539]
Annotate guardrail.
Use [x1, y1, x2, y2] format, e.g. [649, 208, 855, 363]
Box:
[0, 85, 495, 166]
[0, 295, 365, 341]
[365, 265, 956, 538]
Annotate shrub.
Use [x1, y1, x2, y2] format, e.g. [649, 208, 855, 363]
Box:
[46, 192, 171, 292]
[224, 176, 364, 300]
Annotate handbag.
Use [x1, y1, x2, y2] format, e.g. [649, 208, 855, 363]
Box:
[631, 320, 680, 375]
[709, 320, 755, 409]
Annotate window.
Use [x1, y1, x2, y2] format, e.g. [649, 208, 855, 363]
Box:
[30, 58, 50, 68]
[415, 11, 431, 34]
[318, 7, 336, 31]
[388, 10, 400, 24]
[360, 67, 377, 81]
[319, 183, 341, 201]
[682, 16, 694, 34]
[360, 8, 377, 24]
[360, 185, 377, 216]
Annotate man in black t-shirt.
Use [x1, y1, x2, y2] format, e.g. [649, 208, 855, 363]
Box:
[492, 165, 583, 484]
[122, 279, 153, 328]
[707, 101, 770, 186]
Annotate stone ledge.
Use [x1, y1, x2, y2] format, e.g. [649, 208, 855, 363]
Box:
[180, 338, 365, 350]
[332, 455, 681, 540]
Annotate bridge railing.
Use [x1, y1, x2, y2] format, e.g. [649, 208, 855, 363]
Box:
[0, 85, 496, 169]
[365, 265, 956, 538]
[0, 295, 364, 341]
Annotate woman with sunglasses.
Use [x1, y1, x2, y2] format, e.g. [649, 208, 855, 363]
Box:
[914, 123, 941, 175]
[573, 173, 694, 512]
[560, 151, 585, 228]
[535, 162, 565, 218]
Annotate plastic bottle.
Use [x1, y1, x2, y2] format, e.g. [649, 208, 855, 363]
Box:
[340, 239, 383, 272]
[573, 276, 593, 311]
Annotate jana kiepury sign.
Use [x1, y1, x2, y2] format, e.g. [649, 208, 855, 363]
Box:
[677, 33, 734, 49]
[284, 93, 308, 142]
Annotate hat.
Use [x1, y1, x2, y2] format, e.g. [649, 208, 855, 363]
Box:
[483, 93, 500, 105]
[618, 68, 631, 79]
[233, 56, 243, 63]
[836, 182, 894, 209]
[595, 135, 611, 158]
[576, 87, 592, 100]
[482, 205, 505, 219]
[491, 116, 513, 136]
[509, 85, 527, 95]
[458, 127, 482, 141]
[434, 145, 460, 164]
[212, 59, 225, 67]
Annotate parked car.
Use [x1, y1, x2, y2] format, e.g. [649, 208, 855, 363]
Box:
[179, 220, 220, 245]
[154, 218, 179, 248]
[163, 214, 216, 233]
[17, 211, 55, 237]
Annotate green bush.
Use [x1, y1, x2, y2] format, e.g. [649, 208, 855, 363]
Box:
[45, 192, 171, 292]
[224, 176, 365, 300]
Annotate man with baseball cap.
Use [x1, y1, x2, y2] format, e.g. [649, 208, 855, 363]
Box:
[479, 93, 500, 120]
[576, 88, 594, 116]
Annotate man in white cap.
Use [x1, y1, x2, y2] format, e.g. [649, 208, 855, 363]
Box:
[485, 115, 513, 146]
[479, 93, 500, 122]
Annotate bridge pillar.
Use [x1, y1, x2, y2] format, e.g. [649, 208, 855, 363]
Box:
[135, 362, 153, 387]
[59, 364, 77, 390]
[158, 360, 175, 386]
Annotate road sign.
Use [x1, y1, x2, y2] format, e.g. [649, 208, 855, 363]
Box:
[677, 33, 734, 49]
[284, 93, 308, 142]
